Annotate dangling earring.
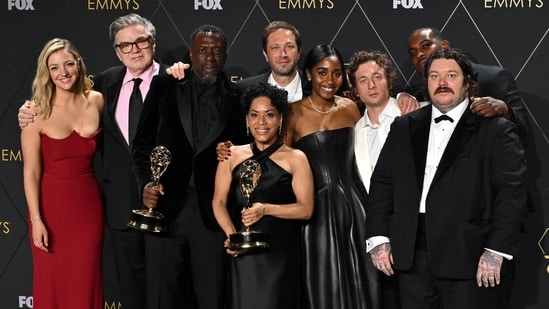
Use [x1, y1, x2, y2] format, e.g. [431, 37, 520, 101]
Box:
[246, 126, 249, 136]
[278, 125, 282, 136]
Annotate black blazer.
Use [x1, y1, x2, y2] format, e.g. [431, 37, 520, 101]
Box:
[366, 104, 527, 279]
[131, 72, 249, 231]
[471, 62, 529, 145]
[235, 70, 307, 96]
[92, 63, 168, 230]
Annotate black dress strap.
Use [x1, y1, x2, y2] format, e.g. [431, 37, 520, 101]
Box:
[248, 140, 283, 164]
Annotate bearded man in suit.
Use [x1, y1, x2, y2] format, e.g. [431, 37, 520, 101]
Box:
[366, 48, 526, 309]
[132, 24, 250, 309]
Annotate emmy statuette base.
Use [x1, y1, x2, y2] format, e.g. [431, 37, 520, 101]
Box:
[127, 209, 168, 233]
[229, 229, 269, 250]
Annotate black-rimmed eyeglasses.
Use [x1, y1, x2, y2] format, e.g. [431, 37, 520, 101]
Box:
[115, 36, 152, 54]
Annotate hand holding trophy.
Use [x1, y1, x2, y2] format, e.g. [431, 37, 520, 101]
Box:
[229, 159, 269, 250]
[127, 146, 171, 233]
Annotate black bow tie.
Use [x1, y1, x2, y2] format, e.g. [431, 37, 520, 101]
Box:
[434, 114, 454, 123]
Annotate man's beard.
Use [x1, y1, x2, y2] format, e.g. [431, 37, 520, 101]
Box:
[272, 65, 296, 77]
[200, 72, 218, 85]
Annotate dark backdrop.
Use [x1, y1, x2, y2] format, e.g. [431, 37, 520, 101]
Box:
[1, 1, 548, 308]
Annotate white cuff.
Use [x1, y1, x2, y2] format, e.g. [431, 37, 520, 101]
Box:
[366, 236, 390, 253]
[485, 248, 513, 260]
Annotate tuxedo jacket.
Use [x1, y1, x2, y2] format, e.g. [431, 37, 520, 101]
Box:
[92, 63, 168, 230]
[354, 97, 402, 192]
[235, 70, 307, 96]
[471, 62, 529, 145]
[366, 104, 527, 279]
[131, 73, 249, 231]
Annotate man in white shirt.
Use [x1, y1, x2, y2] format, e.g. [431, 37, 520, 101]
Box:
[349, 50, 425, 191]
[234, 21, 304, 103]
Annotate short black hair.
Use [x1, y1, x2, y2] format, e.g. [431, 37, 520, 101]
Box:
[240, 82, 289, 117]
[191, 24, 226, 45]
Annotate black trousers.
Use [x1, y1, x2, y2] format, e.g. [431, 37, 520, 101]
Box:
[109, 227, 162, 309]
[153, 190, 227, 309]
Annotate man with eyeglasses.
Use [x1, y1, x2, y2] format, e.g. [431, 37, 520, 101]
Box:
[18, 13, 173, 309]
[91, 13, 171, 309]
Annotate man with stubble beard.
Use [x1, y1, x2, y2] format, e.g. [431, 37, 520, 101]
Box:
[131, 25, 250, 309]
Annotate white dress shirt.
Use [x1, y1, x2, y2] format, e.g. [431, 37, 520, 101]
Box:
[354, 97, 401, 192]
[267, 72, 302, 103]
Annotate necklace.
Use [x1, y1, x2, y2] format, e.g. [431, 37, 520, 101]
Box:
[308, 96, 335, 114]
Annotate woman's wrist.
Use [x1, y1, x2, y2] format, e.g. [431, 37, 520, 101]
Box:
[30, 215, 41, 224]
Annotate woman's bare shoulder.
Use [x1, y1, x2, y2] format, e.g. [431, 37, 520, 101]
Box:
[87, 90, 104, 107]
[87, 90, 105, 111]
[279, 144, 307, 161]
[229, 144, 253, 164]
[335, 95, 356, 106]
[335, 95, 360, 119]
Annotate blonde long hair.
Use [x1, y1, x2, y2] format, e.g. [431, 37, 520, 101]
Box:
[31, 38, 92, 118]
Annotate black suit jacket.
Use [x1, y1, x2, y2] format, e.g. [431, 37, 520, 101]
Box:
[92, 63, 168, 230]
[235, 70, 307, 96]
[366, 104, 527, 279]
[471, 62, 529, 145]
[131, 72, 249, 231]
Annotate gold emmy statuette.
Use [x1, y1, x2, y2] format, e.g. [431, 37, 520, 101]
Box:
[127, 146, 171, 233]
[229, 159, 269, 250]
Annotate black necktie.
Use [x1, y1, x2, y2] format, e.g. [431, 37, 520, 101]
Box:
[129, 78, 143, 145]
[434, 114, 453, 123]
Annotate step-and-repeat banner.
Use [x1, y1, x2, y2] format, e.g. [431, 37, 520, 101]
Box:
[1, 1, 548, 308]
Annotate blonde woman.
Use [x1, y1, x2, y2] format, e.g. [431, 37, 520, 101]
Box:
[21, 38, 104, 309]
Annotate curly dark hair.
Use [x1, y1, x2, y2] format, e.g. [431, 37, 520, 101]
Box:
[240, 82, 289, 117]
[347, 49, 397, 91]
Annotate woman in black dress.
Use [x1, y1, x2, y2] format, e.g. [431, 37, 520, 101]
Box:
[284, 44, 382, 309]
[212, 82, 314, 309]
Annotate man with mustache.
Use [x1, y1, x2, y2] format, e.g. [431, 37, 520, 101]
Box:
[406, 27, 529, 144]
[131, 24, 250, 309]
[366, 48, 526, 309]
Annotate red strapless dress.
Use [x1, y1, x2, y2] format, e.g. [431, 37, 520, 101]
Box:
[30, 130, 103, 309]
